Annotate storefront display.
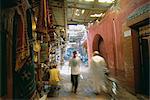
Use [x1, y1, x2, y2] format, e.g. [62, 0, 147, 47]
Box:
[40, 43, 48, 63]
[12, 8, 36, 98]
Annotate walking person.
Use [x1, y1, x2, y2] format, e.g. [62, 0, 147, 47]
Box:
[69, 51, 81, 94]
[90, 51, 107, 94]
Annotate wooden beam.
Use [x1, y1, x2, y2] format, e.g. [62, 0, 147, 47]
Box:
[67, 1, 111, 8]
[33, 1, 109, 11]
[49, 4, 107, 11]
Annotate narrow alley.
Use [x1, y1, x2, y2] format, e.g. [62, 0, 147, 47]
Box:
[44, 62, 138, 100]
[0, 0, 150, 100]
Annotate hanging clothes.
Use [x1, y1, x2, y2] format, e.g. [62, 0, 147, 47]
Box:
[13, 9, 36, 99]
[15, 14, 30, 71]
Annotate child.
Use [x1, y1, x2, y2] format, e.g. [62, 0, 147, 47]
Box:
[49, 64, 61, 85]
[48, 64, 61, 97]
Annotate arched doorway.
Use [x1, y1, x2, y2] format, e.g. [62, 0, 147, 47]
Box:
[92, 34, 106, 59]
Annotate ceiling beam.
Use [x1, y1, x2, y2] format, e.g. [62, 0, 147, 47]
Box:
[67, 5, 107, 11]
[84, 10, 91, 23]
[71, 0, 77, 22]
[67, 1, 111, 8]
[83, 0, 96, 23]
[32, 1, 109, 11]
[81, 0, 99, 24]
[67, 20, 89, 24]
[49, 4, 107, 11]
[68, 18, 89, 22]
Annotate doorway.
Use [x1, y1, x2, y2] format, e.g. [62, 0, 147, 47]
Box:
[92, 34, 106, 59]
[131, 18, 150, 95]
[138, 24, 150, 95]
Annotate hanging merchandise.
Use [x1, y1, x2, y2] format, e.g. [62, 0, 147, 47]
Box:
[40, 43, 48, 63]
[13, 8, 36, 99]
[32, 17, 36, 31]
[36, 0, 48, 34]
[36, 0, 51, 63]
[33, 40, 41, 52]
[14, 59, 36, 99]
[15, 14, 30, 71]
[34, 53, 38, 63]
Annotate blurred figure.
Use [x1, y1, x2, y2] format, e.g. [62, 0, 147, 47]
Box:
[69, 51, 81, 94]
[90, 51, 107, 94]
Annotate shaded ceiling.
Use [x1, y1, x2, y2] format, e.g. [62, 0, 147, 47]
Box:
[1, 0, 115, 28]
[50, 0, 114, 27]
[32, 0, 115, 28]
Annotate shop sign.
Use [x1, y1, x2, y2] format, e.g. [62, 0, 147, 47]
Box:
[124, 30, 131, 37]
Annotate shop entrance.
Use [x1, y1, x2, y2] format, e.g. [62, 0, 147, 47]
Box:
[138, 24, 150, 95]
[131, 18, 150, 95]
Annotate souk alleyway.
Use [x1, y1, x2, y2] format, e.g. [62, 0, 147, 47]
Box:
[44, 62, 139, 100]
[1, 0, 149, 99]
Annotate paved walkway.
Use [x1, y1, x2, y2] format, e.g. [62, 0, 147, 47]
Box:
[47, 62, 139, 100]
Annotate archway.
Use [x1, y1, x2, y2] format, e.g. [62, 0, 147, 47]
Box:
[92, 34, 106, 59]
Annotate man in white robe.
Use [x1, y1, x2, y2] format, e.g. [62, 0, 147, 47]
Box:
[90, 51, 107, 94]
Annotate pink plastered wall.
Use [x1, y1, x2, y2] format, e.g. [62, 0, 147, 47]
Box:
[87, 0, 149, 70]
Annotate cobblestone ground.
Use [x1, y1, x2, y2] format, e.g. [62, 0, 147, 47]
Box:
[47, 62, 139, 100]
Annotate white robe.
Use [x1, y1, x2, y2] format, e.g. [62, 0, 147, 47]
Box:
[90, 55, 107, 93]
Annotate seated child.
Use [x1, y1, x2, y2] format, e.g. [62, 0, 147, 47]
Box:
[49, 64, 61, 86]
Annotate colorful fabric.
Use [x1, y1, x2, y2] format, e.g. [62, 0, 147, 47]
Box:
[14, 58, 36, 98]
[13, 9, 36, 99]
[36, 0, 48, 33]
[15, 11, 29, 71]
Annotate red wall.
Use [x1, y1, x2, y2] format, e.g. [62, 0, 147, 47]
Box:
[88, 0, 149, 91]
[87, 0, 149, 70]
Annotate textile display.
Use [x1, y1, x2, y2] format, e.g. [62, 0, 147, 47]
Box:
[36, 0, 48, 33]
[33, 41, 41, 52]
[14, 57, 36, 98]
[15, 13, 29, 71]
[13, 9, 36, 99]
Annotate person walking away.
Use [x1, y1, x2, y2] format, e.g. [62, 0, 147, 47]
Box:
[90, 51, 107, 94]
[69, 51, 81, 94]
